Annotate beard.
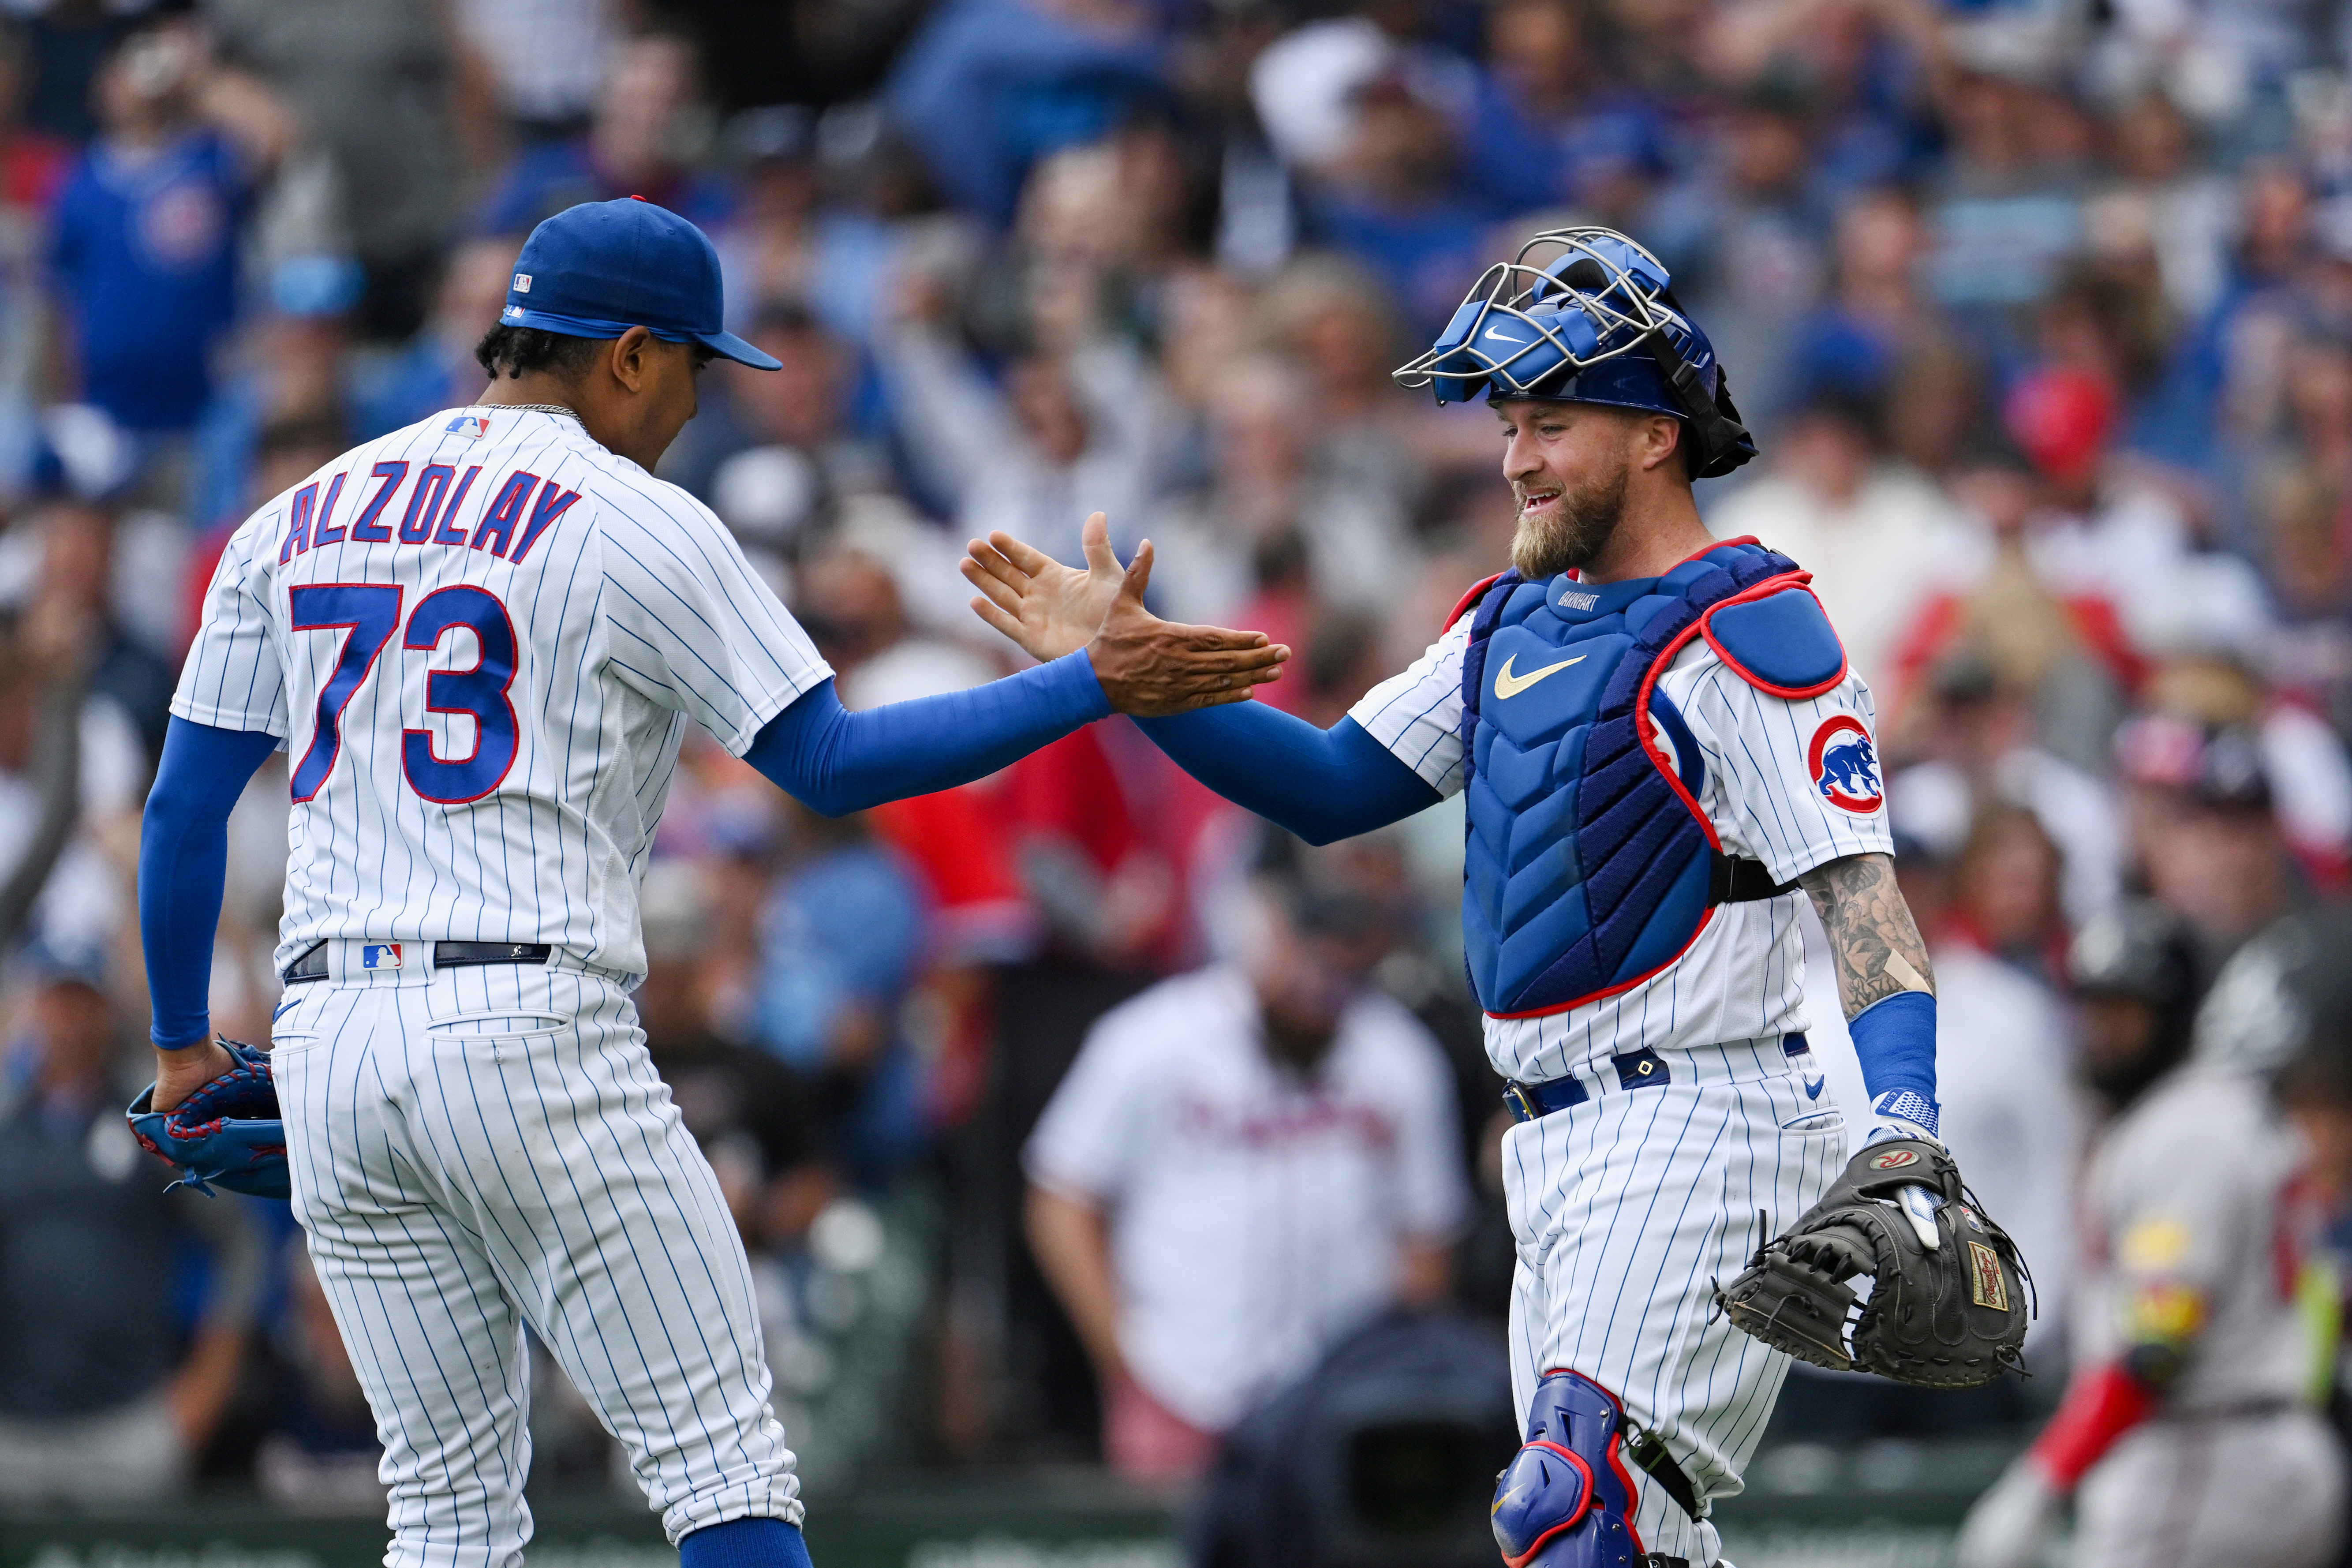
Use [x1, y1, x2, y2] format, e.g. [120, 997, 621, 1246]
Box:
[1511, 453, 1631, 580]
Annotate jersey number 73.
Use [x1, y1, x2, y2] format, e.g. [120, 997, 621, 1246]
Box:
[288, 583, 521, 805]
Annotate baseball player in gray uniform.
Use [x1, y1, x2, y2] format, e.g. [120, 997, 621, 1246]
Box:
[1959, 904, 2352, 1568]
[127, 198, 1286, 1568]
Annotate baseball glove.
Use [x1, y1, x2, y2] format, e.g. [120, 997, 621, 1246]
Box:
[1715, 1137, 2029, 1388]
[127, 1038, 290, 1199]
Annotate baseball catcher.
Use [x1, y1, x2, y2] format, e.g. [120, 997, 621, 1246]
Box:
[961, 224, 2034, 1568]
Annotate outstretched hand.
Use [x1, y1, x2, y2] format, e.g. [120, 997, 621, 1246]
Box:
[963, 512, 1289, 718]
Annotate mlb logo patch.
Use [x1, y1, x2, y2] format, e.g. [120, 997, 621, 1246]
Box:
[362, 943, 404, 971]
[445, 413, 492, 439]
[1807, 715, 1883, 815]
[512, 273, 532, 293]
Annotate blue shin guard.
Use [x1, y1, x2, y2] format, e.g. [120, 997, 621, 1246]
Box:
[1491, 1370, 1645, 1568]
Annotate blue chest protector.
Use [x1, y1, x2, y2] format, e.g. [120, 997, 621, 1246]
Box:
[1458, 539, 1846, 1017]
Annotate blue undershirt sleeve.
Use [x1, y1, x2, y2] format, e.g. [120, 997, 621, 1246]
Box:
[1848, 989, 1939, 1135]
[141, 717, 280, 1049]
[1134, 706, 1441, 845]
[742, 651, 1112, 817]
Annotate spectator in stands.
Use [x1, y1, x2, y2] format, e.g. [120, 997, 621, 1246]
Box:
[1024, 861, 1467, 1483]
[207, 0, 463, 341]
[346, 237, 511, 441]
[0, 594, 147, 962]
[1148, 354, 1409, 629]
[449, 0, 615, 145]
[0, 23, 69, 403]
[1888, 426, 2136, 777]
[249, 1244, 382, 1512]
[879, 261, 1165, 571]
[1457, 0, 1664, 220]
[1890, 655, 2124, 928]
[0, 943, 260, 1504]
[1896, 811, 2081, 1355]
[49, 22, 284, 446]
[639, 861, 835, 1247]
[882, 0, 1164, 228]
[755, 794, 933, 1187]
[2118, 716, 2306, 965]
[1297, 73, 1495, 336]
[1705, 384, 1972, 691]
[1250, 254, 1455, 516]
[472, 29, 733, 239]
[706, 305, 897, 598]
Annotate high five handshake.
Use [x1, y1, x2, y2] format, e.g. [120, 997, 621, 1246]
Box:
[962, 512, 1285, 713]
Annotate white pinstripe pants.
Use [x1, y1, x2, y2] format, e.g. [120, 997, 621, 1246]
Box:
[1502, 1037, 1844, 1567]
[272, 959, 801, 1568]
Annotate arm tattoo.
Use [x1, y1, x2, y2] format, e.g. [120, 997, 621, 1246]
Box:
[1797, 851, 1936, 1020]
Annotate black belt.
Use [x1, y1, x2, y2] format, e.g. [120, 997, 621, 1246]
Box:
[282, 941, 552, 984]
[1709, 852, 1795, 905]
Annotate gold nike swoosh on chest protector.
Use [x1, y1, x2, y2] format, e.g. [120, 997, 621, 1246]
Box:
[1493, 652, 1588, 699]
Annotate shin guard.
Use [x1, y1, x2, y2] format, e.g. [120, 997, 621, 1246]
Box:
[1490, 1370, 1645, 1568]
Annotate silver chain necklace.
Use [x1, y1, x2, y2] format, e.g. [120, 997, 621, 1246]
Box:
[501, 402, 580, 423]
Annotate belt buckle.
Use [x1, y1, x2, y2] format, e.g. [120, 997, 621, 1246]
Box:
[1503, 1082, 1539, 1123]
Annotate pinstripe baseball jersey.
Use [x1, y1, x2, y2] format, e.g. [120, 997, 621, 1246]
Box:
[173, 405, 831, 981]
[1350, 617, 1892, 1085]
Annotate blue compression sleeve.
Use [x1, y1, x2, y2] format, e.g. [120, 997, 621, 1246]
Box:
[1135, 707, 1440, 845]
[742, 651, 1111, 816]
[141, 717, 279, 1048]
[1849, 989, 1939, 1134]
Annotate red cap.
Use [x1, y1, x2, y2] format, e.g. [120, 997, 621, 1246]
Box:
[2004, 367, 2113, 484]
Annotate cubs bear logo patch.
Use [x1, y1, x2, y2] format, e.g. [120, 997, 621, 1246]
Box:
[1808, 715, 1883, 814]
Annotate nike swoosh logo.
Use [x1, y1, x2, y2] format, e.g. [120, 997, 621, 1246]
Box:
[1481, 326, 1522, 343]
[1493, 652, 1586, 699]
[1805, 1075, 1825, 1100]
[273, 998, 298, 1022]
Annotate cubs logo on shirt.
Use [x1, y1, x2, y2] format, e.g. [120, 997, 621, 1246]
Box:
[1808, 715, 1883, 814]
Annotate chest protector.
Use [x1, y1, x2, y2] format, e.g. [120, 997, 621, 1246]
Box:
[1457, 539, 1847, 1017]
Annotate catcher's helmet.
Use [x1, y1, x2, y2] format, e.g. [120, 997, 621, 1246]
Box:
[1391, 227, 1758, 478]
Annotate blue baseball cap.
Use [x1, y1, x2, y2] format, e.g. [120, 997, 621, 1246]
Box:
[498, 197, 781, 370]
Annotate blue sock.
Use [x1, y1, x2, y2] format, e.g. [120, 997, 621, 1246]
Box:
[678, 1517, 812, 1568]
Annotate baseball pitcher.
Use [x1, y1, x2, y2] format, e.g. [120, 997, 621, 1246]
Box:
[126, 198, 1286, 1568]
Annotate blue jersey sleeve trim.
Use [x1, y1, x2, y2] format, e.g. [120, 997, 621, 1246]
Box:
[1701, 584, 1847, 698]
[743, 651, 1110, 817]
[1136, 708, 1440, 844]
[141, 718, 280, 1048]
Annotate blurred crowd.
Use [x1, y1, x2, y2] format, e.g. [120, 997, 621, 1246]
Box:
[3, 0, 2352, 1537]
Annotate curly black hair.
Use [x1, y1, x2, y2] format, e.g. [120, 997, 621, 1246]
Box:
[475, 324, 608, 382]
[475, 324, 721, 383]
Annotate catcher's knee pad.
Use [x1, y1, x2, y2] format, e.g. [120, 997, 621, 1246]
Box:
[1490, 1370, 1645, 1568]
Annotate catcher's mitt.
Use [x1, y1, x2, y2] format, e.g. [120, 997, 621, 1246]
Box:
[1716, 1137, 2029, 1388]
[127, 1038, 289, 1199]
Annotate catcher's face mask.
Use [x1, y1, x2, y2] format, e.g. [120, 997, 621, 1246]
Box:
[1393, 227, 1758, 479]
